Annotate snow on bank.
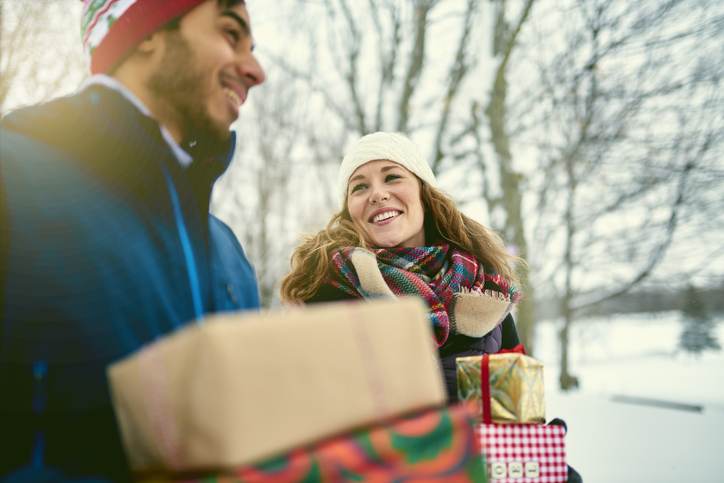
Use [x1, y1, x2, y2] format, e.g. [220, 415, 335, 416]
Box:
[534, 312, 724, 482]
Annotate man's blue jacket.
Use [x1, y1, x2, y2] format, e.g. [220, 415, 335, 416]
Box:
[0, 84, 260, 480]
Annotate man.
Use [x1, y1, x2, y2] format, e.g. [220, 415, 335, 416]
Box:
[0, 0, 265, 480]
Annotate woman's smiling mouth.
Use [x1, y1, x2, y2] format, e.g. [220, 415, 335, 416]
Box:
[369, 209, 402, 225]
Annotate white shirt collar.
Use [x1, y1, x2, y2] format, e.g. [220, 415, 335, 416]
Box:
[80, 75, 193, 168]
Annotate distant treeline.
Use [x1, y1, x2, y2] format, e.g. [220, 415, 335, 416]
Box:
[537, 284, 724, 320]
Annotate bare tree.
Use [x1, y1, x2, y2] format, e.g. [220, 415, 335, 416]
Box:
[523, 0, 724, 388]
[260, 1, 542, 349]
[0, 0, 85, 114]
[213, 1, 721, 371]
[481, 0, 537, 352]
[211, 71, 328, 307]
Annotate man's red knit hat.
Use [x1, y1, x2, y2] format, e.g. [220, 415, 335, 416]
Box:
[80, 0, 206, 74]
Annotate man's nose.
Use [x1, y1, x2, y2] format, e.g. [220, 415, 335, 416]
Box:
[238, 52, 266, 87]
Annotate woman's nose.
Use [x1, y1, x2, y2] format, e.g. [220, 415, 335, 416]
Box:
[369, 188, 390, 204]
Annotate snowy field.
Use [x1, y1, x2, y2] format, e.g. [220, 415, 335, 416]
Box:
[534, 312, 724, 483]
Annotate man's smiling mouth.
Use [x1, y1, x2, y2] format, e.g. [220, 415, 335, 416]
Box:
[220, 74, 246, 111]
[223, 88, 242, 109]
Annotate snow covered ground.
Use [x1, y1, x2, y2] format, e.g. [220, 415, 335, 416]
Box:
[535, 312, 724, 482]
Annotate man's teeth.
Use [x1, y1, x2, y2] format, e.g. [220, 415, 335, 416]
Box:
[373, 211, 400, 223]
[224, 87, 241, 107]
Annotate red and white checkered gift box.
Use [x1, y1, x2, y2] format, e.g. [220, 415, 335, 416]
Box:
[478, 423, 567, 483]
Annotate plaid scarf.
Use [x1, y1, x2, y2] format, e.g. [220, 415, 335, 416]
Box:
[327, 245, 520, 346]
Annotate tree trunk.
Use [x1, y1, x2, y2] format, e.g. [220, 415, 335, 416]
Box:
[486, 67, 535, 353]
[559, 152, 579, 390]
[485, 0, 537, 353]
[0, 0, 6, 116]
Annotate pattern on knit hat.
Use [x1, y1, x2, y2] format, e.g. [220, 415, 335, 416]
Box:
[82, 0, 135, 55]
[80, 0, 206, 73]
[338, 132, 438, 205]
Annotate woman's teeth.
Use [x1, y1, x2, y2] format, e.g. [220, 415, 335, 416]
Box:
[373, 210, 400, 223]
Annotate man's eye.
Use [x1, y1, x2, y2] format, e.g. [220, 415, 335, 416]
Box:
[224, 28, 240, 45]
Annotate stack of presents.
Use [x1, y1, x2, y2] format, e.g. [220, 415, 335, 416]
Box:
[108, 299, 567, 482]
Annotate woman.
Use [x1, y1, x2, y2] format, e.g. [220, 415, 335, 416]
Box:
[280, 131, 523, 401]
[282, 133, 584, 483]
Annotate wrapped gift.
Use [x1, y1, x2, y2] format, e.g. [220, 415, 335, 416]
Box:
[109, 298, 447, 473]
[478, 423, 566, 483]
[456, 346, 545, 424]
[138, 404, 486, 482]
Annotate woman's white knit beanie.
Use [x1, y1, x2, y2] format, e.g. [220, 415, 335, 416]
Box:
[338, 131, 438, 204]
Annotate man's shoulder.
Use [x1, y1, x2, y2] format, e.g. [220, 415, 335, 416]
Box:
[209, 213, 234, 234]
[209, 214, 241, 247]
[0, 94, 96, 186]
[208, 215, 252, 264]
[1, 90, 102, 164]
[208, 214, 261, 310]
[1, 90, 88, 134]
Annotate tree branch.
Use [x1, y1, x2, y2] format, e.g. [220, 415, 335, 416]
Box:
[397, 0, 437, 133]
[430, 0, 479, 173]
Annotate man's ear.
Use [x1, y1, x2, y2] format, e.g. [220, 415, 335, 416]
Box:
[136, 30, 166, 56]
[112, 29, 166, 83]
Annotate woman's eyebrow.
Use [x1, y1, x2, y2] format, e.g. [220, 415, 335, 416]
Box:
[350, 165, 401, 183]
[381, 165, 402, 172]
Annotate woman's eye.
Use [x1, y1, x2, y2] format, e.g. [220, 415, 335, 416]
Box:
[350, 184, 366, 193]
[385, 174, 401, 182]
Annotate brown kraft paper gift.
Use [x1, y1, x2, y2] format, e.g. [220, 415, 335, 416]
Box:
[108, 298, 446, 474]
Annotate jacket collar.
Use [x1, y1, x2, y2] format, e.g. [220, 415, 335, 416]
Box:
[2, 80, 236, 216]
[80, 75, 194, 168]
[80, 76, 238, 209]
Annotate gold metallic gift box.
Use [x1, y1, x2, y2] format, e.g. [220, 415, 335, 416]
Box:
[456, 352, 545, 424]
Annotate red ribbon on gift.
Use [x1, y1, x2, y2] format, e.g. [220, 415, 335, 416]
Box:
[498, 343, 527, 356]
[480, 344, 527, 423]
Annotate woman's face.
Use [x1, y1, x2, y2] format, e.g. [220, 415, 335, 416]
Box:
[346, 160, 426, 248]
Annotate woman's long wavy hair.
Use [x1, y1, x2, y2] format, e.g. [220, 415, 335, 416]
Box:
[280, 182, 522, 303]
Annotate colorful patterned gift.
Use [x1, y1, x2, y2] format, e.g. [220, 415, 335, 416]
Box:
[138, 404, 487, 482]
[456, 346, 545, 424]
[478, 423, 566, 483]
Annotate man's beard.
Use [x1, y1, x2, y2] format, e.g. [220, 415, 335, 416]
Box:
[147, 30, 231, 159]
